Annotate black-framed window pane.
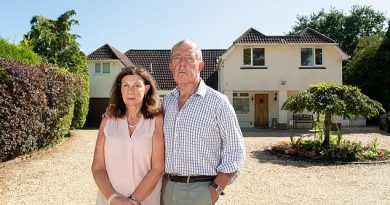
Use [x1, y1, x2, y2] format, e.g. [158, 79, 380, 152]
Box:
[243, 48, 251, 65]
[301, 48, 313, 66]
[253, 48, 264, 66]
[315, 48, 322, 65]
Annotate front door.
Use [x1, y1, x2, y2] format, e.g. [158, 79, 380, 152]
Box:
[255, 94, 268, 127]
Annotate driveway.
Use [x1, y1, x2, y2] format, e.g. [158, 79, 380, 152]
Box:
[0, 127, 389, 204]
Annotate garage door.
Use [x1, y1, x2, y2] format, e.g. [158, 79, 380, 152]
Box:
[84, 98, 109, 128]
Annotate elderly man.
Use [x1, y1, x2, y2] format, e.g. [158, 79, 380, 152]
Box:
[161, 39, 245, 205]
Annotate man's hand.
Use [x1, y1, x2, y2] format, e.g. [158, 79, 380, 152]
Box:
[102, 104, 115, 119]
[208, 186, 219, 203]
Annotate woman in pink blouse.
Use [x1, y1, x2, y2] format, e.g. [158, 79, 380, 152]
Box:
[92, 66, 164, 205]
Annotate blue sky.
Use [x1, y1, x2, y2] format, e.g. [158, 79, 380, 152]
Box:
[1, 0, 389, 54]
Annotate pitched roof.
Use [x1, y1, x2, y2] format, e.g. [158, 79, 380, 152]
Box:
[234, 27, 336, 44]
[125, 50, 173, 90]
[126, 49, 226, 90]
[87, 44, 135, 67]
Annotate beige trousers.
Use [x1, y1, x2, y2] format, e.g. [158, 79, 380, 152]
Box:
[161, 178, 216, 205]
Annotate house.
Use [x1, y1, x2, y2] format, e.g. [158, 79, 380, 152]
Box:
[86, 27, 360, 128]
[218, 27, 349, 128]
[86, 44, 224, 127]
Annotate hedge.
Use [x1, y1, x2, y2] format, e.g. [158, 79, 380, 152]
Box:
[0, 38, 42, 64]
[70, 75, 89, 129]
[0, 58, 76, 161]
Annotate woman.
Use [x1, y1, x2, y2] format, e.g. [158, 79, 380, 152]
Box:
[91, 66, 164, 205]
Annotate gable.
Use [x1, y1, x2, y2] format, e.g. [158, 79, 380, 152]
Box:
[87, 44, 134, 67]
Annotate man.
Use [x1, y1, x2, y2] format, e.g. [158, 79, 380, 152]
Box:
[162, 39, 245, 205]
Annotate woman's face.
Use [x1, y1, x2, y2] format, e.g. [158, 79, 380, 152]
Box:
[120, 74, 150, 107]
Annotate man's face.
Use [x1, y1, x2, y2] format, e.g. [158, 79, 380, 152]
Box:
[169, 43, 204, 85]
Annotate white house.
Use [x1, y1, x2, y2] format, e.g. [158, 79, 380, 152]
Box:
[218, 27, 349, 128]
[86, 27, 363, 128]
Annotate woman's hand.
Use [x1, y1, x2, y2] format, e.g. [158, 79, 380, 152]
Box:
[111, 196, 138, 205]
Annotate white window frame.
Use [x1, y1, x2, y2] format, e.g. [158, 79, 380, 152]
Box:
[102, 63, 110, 73]
[233, 92, 250, 115]
[300, 47, 323, 67]
[94, 63, 101, 73]
[243, 48, 265, 67]
[94, 62, 111, 74]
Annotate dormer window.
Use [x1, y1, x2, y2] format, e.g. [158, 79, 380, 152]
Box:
[243, 48, 265, 66]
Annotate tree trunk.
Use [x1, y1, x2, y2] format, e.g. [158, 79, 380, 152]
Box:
[322, 112, 332, 147]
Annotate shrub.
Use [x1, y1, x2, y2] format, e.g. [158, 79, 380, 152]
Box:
[70, 75, 89, 129]
[0, 38, 41, 64]
[271, 134, 390, 162]
[0, 58, 75, 161]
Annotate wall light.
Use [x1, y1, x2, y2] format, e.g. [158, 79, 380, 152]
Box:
[281, 80, 286, 85]
[274, 92, 278, 101]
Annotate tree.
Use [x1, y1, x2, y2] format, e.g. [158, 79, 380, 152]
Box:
[345, 21, 390, 111]
[282, 82, 384, 147]
[22, 10, 89, 128]
[290, 5, 387, 55]
[22, 10, 87, 75]
[344, 35, 383, 105]
[374, 21, 390, 110]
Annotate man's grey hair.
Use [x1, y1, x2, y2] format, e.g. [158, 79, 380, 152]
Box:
[170, 39, 203, 61]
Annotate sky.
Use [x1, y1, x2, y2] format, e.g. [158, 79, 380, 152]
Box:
[1, 0, 389, 55]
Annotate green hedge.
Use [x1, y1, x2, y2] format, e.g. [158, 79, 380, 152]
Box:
[71, 75, 89, 129]
[0, 38, 42, 64]
[0, 58, 76, 161]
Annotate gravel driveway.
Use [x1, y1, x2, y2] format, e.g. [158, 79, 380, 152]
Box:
[0, 127, 389, 205]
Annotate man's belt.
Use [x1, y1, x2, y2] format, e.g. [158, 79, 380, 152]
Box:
[164, 174, 216, 183]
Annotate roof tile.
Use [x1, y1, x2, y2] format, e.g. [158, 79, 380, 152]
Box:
[126, 49, 225, 90]
[234, 27, 336, 44]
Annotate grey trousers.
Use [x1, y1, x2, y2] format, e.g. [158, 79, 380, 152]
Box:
[161, 178, 215, 205]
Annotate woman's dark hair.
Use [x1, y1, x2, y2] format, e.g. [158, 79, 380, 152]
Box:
[108, 66, 161, 119]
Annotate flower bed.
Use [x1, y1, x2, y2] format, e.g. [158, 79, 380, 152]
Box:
[271, 134, 390, 162]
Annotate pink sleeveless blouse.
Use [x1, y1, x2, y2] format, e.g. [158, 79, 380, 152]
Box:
[95, 117, 161, 205]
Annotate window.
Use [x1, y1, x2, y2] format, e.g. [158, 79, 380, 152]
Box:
[233, 92, 250, 114]
[95, 63, 101, 73]
[315, 48, 322, 65]
[159, 94, 166, 102]
[243, 48, 265, 66]
[94, 63, 110, 74]
[301, 48, 323, 66]
[103, 63, 110, 73]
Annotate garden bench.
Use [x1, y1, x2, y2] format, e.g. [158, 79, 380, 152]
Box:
[292, 114, 313, 128]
